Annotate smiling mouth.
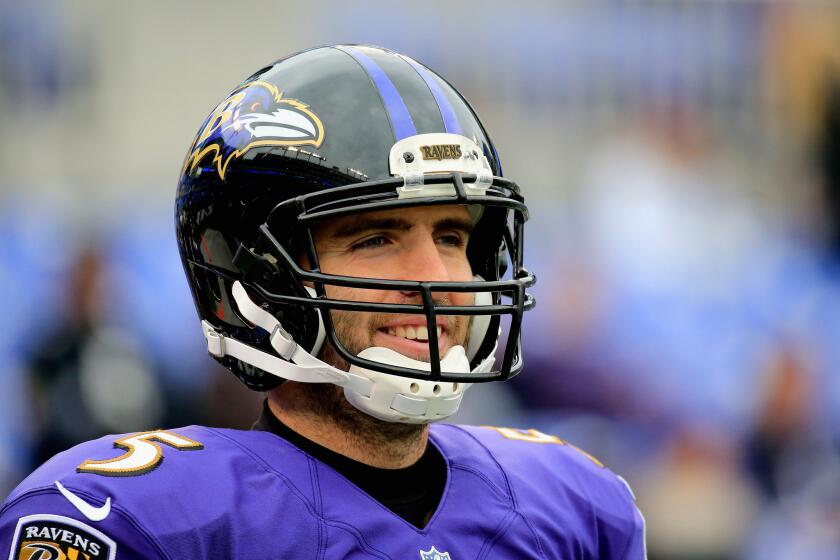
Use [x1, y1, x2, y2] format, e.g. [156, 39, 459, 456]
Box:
[374, 325, 448, 360]
[382, 325, 443, 341]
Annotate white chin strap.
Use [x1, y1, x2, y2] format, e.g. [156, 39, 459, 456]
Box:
[201, 281, 496, 424]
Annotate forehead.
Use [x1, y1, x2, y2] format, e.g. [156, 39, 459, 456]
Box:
[313, 204, 473, 238]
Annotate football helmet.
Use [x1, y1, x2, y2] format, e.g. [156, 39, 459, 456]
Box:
[175, 45, 535, 423]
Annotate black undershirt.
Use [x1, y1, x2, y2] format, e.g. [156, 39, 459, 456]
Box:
[252, 401, 447, 529]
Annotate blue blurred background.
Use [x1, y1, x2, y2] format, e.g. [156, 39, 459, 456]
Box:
[2, 1, 839, 557]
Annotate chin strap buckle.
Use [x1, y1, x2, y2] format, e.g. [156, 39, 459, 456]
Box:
[270, 324, 297, 361]
[203, 321, 225, 357]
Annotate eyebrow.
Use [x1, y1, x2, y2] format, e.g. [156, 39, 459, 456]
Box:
[330, 216, 474, 239]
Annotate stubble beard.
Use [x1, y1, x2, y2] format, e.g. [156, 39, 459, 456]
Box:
[296, 304, 472, 460]
[298, 309, 426, 456]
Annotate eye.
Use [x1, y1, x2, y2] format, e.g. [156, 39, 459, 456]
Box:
[437, 233, 465, 247]
[351, 235, 390, 251]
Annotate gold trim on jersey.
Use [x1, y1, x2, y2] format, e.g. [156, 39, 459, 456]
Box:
[483, 426, 605, 468]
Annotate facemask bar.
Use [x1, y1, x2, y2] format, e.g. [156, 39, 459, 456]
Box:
[289, 173, 524, 224]
[247, 270, 534, 382]
[246, 172, 535, 383]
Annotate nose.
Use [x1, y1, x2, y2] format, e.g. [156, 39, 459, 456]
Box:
[400, 236, 451, 283]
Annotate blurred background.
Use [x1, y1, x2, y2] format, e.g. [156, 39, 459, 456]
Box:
[1, 0, 839, 557]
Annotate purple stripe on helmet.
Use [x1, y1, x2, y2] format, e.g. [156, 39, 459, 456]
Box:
[400, 55, 462, 135]
[337, 46, 417, 141]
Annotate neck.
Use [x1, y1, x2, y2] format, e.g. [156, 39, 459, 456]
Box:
[267, 382, 429, 469]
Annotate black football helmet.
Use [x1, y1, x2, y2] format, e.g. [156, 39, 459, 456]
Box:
[175, 45, 535, 423]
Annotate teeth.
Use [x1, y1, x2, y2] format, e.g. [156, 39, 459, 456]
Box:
[384, 325, 443, 341]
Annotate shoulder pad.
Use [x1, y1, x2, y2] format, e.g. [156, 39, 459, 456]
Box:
[432, 424, 645, 557]
[2, 426, 322, 559]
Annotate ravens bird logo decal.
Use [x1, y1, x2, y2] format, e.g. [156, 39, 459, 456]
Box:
[182, 80, 325, 180]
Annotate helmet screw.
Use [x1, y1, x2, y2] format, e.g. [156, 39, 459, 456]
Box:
[403, 152, 415, 163]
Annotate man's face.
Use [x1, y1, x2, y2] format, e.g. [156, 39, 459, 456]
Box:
[311, 204, 475, 366]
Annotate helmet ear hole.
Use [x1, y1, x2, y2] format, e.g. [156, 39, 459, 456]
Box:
[231, 243, 324, 355]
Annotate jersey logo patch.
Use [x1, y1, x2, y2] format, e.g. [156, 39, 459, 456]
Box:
[419, 547, 451, 560]
[8, 514, 116, 560]
[77, 430, 203, 477]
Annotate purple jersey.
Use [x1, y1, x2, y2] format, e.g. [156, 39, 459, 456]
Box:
[1, 424, 645, 559]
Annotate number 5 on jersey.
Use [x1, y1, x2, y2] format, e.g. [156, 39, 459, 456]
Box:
[77, 431, 203, 477]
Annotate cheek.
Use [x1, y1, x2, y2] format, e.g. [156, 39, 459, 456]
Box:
[446, 259, 476, 307]
[328, 306, 375, 355]
[324, 283, 391, 304]
[450, 291, 475, 307]
[448, 253, 474, 279]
